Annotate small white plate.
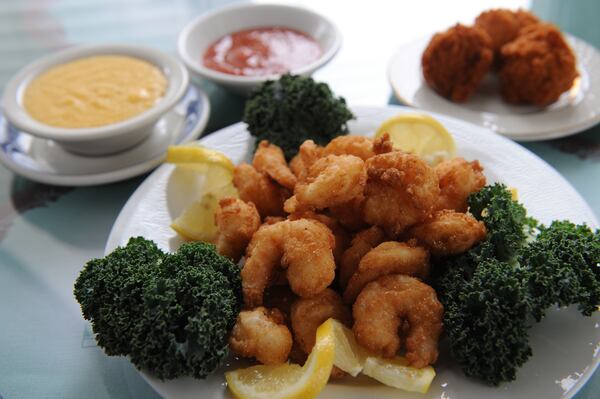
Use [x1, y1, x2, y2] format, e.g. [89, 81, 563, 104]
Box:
[0, 86, 210, 186]
[106, 106, 599, 399]
[388, 34, 600, 141]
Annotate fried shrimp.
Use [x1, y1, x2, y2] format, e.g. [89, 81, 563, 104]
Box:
[291, 289, 352, 355]
[284, 155, 367, 213]
[363, 152, 440, 235]
[233, 163, 289, 218]
[229, 307, 293, 365]
[253, 140, 297, 190]
[436, 157, 486, 212]
[289, 140, 324, 181]
[214, 197, 261, 262]
[409, 210, 487, 256]
[343, 241, 430, 304]
[339, 226, 386, 289]
[242, 219, 336, 307]
[288, 210, 350, 264]
[372, 133, 394, 155]
[323, 135, 375, 160]
[328, 196, 367, 232]
[352, 275, 444, 368]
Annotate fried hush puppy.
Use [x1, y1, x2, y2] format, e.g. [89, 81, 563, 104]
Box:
[229, 307, 293, 365]
[499, 23, 578, 106]
[474, 8, 539, 54]
[421, 24, 494, 102]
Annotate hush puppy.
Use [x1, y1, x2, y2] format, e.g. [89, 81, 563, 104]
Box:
[422, 24, 493, 102]
[475, 8, 539, 54]
[499, 23, 578, 106]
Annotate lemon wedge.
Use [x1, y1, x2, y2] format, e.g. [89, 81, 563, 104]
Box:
[374, 113, 456, 165]
[328, 319, 366, 377]
[362, 356, 436, 394]
[166, 144, 237, 241]
[226, 319, 335, 399]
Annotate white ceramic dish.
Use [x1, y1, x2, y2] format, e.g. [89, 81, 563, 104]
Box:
[388, 34, 600, 141]
[178, 2, 341, 95]
[1, 44, 189, 155]
[106, 105, 599, 399]
[0, 86, 209, 186]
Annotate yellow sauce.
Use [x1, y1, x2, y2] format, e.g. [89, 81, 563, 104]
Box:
[23, 55, 167, 128]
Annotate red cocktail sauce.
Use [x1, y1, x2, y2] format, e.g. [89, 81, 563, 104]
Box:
[203, 27, 322, 76]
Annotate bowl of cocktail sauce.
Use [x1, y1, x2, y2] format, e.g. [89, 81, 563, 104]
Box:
[178, 2, 341, 95]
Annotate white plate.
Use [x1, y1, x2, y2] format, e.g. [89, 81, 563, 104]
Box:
[0, 86, 210, 186]
[106, 106, 600, 399]
[388, 34, 600, 141]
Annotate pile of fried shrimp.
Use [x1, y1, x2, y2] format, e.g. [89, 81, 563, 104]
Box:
[214, 134, 488, 376]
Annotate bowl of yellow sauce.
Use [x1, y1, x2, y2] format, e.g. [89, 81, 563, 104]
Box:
[2, 44, 189, 156]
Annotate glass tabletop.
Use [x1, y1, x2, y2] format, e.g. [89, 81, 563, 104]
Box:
[0, 1, 598, 398]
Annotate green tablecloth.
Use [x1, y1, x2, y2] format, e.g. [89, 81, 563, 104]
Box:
[0, 0, 598, 398]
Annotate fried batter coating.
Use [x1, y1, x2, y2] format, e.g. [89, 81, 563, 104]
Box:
[253, 140, 297, 190]
[328, 196, 367, 232]
[422, 24, 493, 102]
[409, 210, 487, 256]
[352, 275, 444, 368]
[242, 219, 336, 308]
[499, 23, 578, 106]
[229, 307, 293, 365]
[291, 289, 352, 354]
[343, 241, 430, 304]
[233, 163, 289, 218]
[475, 8, 539, 54]
[284, 155, 367, 213]
[323, 135, 375, 161]
[288, 210, 350, 264]
[435, 157, 486, 212]
[373, 133, 395, 155]
[289, 140, 324, 181]
[339, 226, 386, 289]
[214, 197, 261, 262]
[363, 152, 440, 235]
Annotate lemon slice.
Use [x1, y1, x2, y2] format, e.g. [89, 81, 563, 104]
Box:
[374, 113, 456, 165]
[362, 356, 436, 394]
[170, 184, 237, 241]
[226, 319, 335, 399]
[166, 144, 237, 241]
[329, 319, 366, 377]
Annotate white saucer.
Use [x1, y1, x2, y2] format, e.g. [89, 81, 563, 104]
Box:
[0, 86, 210, 186]
[388, 34, 600, 141]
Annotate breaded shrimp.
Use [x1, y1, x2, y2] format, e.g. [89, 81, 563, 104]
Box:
[289, 140, 324, 181]
[372, 133, 394, 155]
[288, 210, 350, 264]
[264, 285, 298, 322]
[233, 163, 289, 218]
[242, 219, 336, 307]
[291, 289, 352, 355]
[339, 226, 386, 289]
[253, 140, 297, 190]
[409, 210, 487, 256]
[436, 157, 486, 212]
[343, 241, 430, 304]
[500, 23, 578, 106]
[422, 24, 493, 102]
[214, 197, 261, 262]
[284, 155, 367, 213]
[290, 289, 352, 379]
[229, 307, 293, 365]
[363, 152, 440, 235]
[323, 135, 375, 160]
[328, 196, 367, 232]
[352, 274, 444, 368]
